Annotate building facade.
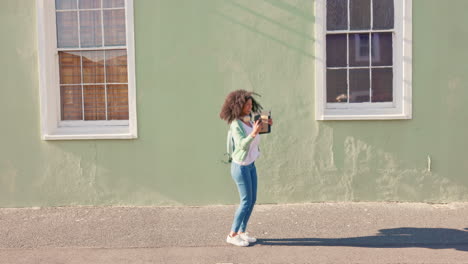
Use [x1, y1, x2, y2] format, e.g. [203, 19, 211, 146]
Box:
[1, 0, 467, 207]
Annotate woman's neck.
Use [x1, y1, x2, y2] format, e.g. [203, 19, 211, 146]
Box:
[240, 115, 251, 123]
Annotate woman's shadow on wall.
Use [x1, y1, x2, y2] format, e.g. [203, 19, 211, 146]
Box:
[256, 227, 468, 252]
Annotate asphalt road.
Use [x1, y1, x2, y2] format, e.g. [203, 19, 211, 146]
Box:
[1, 202, 468, 263]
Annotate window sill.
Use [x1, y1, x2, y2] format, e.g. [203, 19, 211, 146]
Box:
[317, 114, 412, 121]
[316, 107, 412, 120]
[42, 126, 137, 140]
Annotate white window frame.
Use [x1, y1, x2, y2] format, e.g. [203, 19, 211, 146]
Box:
[36, 0, 138, 139]
[314, 0, 412, 120]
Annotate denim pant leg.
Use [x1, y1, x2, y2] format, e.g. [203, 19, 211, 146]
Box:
[239, 163, 257, 232]
[230, 162, 254, 233]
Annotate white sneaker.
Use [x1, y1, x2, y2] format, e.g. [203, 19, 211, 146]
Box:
[239, 232, 257, 243]
[226, 235, 249, 247]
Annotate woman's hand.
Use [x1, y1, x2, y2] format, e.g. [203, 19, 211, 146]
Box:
[268, 118, 273, 126]
[250, 120, 262, 137]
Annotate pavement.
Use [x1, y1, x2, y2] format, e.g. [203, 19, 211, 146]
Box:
[1, 202, 468, 263]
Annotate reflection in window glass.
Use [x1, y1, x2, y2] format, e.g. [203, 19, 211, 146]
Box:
[55, 1, 129, 121]
[103, 0, 125, 8]
[82, 51, 105, 84]
[326, 34, 347, 67]
[56, 0, 77, 10]
[104, 9, 126, 46]
[350, 0, 370, 30]
[327, 0, 347, 30]
[83, 85, 106, 120]
[349, 69, 370, 103]
[327, 69, 348, 103]
[79, 0, 101, 9]
[59, 51, 81, 84]
[372, 68, 393, 102]
[349, 33, 370, 67]
[372, 33, 393, 66]
[325, 0, 396, 105]
[107, 84, 129, 120]
[56, 11, 79, 48]
[79, 11, 103, 48]
[373, 0, 394, 29]
[105, 50, 128, 83]
[60, 85, 83, 120]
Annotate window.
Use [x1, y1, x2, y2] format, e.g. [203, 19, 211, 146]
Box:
[36, 0, 137, 139]
[314, 0, 412, 120]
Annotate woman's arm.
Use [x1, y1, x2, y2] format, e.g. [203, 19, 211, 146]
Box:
[231, 120, 262, 151]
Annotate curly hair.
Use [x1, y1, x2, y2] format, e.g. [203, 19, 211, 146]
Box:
[219, 90, 263, 124]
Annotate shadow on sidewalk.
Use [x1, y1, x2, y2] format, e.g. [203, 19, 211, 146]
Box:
[256, 227, 468, 252]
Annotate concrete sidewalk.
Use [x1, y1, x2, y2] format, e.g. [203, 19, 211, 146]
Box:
[1, 202, 468, 263]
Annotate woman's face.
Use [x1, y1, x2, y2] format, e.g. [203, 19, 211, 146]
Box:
[241, 98, 253, 116]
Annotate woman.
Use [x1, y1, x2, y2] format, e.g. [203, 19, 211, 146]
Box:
[219, 90, 273, 247]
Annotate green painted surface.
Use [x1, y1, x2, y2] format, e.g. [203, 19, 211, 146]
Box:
[1, 0, 468, 207]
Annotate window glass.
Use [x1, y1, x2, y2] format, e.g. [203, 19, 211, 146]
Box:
[83, 85, 106, 120]
[327, 69, 348, 103]
[56, 11, 79, 48]
[82, 51, 105, 83]
[326, 34, 347, 67]
[56, 0, 129, 121]
[103, 0, 125, 8]
[373, 0, 394, 29]
[372, 33, 393, 66]
[107, 84, 129, 120]
[327, 0, 348, 30]
[372, 68, 393, 102]
[79, 11, 103, 47]
[350, 0, 370, 30]
[349, 33, 370, 67]
[55, 0, 77, 10]
[60, 85, 83, 120]
[105, 50, 128, 83]
[79, 0, 101, 9]
[349, 69, 370, 103]
[103, 9, 126, 46]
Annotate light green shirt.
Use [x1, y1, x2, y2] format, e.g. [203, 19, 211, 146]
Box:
[229, 119, 256, 162]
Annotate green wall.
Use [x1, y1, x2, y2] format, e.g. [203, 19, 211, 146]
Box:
[1, 0, 468, 207]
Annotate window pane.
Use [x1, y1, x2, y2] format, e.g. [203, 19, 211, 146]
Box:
[372, 68, 393, 102]
[103, 9, 126, 46]
[56, 0, 77, 10]
[56, 11, 79, 48]
[59, 51, 81, 84]
[80, 11, 102, 48]
[79, 0, 101, 9]
[103, 0, 125, 8]
[372, 33, 392, 66]
[327, 0, 347, 31]
[83, 85, 106, 120]
[326, 34, 347, 67]
[327, 69, 348, 103]
[61, 85, 83, 120]
[82, 51, 105, 83]
[349, 33, 369, 67]
[350, 0, 370, 30]
[349, 69, 370, 103]
[373, 0, 394, 29]
[105, 50, 128, 83]
[107, 84, 129, 120]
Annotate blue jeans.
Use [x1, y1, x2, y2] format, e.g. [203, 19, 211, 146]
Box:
[230, 162, 258, 233]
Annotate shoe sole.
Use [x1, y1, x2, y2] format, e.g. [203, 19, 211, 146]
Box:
[226, 237, 249, 247]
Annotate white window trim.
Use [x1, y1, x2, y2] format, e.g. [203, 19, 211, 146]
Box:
[314, 0, 412, 120]
[36, 0, 138, 140]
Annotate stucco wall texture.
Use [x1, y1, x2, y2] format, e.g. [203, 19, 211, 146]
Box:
[1, 0, 468, 207]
